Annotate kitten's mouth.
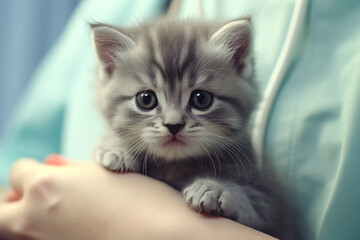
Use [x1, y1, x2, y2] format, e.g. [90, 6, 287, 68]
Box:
[163, 136, 186, 147]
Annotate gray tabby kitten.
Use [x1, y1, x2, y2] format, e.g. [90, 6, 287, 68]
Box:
[91, 18, 282, 238]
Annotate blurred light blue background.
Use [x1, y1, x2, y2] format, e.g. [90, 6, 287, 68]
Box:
[0, 0, 80, 136]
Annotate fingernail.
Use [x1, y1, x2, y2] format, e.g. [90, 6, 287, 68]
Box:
[5, 190, 22, 202]
[44, 154, 68, 166]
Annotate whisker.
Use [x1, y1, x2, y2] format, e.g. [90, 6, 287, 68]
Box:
[205, 133, 256, 182]
[200, 137, 223, 175]
[211, 137, 247, 179]
[143, 140, 156, 176]
[198, 141, 217, 177]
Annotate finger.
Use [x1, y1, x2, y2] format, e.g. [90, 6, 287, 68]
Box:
[44, 154, 68, 166]
[0, 202, 23, 240]
[9, 159, 45, 194]
[5, 190, 22, 202]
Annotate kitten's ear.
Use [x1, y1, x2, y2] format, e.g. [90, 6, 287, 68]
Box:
[91, 24, 135, 76]
[210, 19, 253, 75]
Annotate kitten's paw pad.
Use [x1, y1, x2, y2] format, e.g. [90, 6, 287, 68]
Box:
[94, 148, 138, 172]
[183, 179, 238, 220]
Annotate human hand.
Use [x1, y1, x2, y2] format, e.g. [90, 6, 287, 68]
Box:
[0, 155, 179, 240]
[0, 155, 276, 240]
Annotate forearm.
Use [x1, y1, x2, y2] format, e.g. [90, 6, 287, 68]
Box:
[104, 174, 276, 240]
[171, 216, 276, 240]
[158, 200, 276, 240]
[157, 208, 276, 240]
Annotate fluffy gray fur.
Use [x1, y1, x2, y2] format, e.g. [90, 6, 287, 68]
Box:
[91, 18, 283, 238]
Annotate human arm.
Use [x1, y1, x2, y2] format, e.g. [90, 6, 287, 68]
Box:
[0, 157, 276, 240]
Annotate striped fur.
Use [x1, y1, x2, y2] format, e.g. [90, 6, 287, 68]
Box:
[91, 18, 285, 238]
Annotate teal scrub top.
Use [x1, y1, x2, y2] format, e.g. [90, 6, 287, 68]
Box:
[1, 0, 359, 239]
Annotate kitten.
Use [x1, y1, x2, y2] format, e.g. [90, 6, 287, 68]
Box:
[91, 18, 282, 238]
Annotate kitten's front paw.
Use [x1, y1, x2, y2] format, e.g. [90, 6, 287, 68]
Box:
[183, 178, 249, 222]
[94, 148, 140, 173]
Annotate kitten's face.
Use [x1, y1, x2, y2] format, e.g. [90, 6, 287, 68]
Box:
[92, 19, 258, 161]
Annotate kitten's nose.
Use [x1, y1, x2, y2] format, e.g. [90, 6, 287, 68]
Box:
[163, 123, 185, 135]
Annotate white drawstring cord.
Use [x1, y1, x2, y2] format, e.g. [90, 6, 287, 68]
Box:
[252, 0, 309, 165]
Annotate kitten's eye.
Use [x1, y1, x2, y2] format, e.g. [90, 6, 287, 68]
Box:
[136, 90, 158, 110]
[190, 90, 214, 110]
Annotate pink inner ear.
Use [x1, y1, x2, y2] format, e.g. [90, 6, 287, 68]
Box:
[92, 25, 135, 77]
[231, 35, 251, 74]
[105, 64, 114, 76]
[210, 20, 252, 75]
[96, 41, 118, 62]
[96, 42, 118, 76]
[236, 62, 246, 75]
